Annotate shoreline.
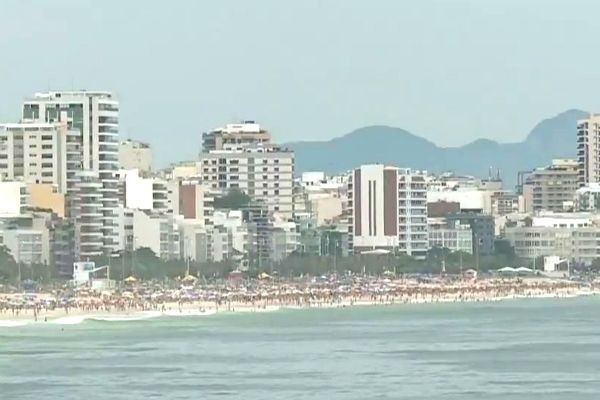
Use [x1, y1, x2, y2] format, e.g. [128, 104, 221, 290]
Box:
[1, 288, 597, 328]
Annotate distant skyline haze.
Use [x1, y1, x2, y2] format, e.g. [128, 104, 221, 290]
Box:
[2, 0, 600, 167]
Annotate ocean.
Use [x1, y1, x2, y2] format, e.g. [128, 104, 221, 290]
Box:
[1, 297, 600, 399]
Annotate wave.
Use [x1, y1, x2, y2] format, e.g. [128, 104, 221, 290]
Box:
[0, 320, 29, 327]
[162, 309, 217, 317]
[49, 309, 219, 325]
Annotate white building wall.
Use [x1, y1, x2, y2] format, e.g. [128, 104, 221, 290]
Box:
[123, 169, 153, 210]
[427, 189, 492, 213]
[0, 230, 44, 264]
[119, 140, 152, 172]
[0, 181, 25, 217]
[132, 210, 161, 256]
[353, 164, 395, 248]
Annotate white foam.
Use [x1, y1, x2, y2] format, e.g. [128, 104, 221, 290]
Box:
[51, 315, 87, 325]
[90, 311, 163, 322]
[163, 309, 217, 317]
[0, 320, 29, 328]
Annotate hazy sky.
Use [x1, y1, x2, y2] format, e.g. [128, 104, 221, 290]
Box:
[2, 0, 600, 166]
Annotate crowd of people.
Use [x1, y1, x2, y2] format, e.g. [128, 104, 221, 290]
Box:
[0, 273, 596, 322]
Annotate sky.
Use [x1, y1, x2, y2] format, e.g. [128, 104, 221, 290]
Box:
[2, 0, 600, 167]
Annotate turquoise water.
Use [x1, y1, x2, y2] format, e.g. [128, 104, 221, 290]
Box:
[2, 297, 600, 399]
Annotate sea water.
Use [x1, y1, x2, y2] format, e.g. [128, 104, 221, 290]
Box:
[1, 297, 600, 399]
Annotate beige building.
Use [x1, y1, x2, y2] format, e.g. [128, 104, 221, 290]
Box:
[119, 139, 152, 173]
[198, 146, 294, 219]
[28, 183, 65, 217]
[0, 121, 77, 193]
[522, 159, 578, 212]
[202, 121, 271, 152]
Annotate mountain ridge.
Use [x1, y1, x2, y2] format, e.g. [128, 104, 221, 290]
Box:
[286, 109, 588, 187]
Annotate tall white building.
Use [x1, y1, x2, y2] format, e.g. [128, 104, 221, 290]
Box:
[23, 91, 120, 254]
[577, 114, 600, 187]
[348, 165, 428, 259]
[71, 171, 103, 260]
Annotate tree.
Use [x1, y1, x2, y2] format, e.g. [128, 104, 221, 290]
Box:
[213, 189, 251, 210]
[0, 245, 17, 282]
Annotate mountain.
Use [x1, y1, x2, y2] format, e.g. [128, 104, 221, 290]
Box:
[286, 109, 587, 188]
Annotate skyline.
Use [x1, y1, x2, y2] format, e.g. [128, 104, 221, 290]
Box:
[3, 0, 600, 167]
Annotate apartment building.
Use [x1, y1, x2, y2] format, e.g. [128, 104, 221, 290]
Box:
[167, 179, 214, 226]
[202, 121, 271, 152]
[71, 171, 103, 260]
[0, 229, 44, 264]
[347, 164, 428, 259]
[575, 183, 600, 211]
[0, 122, 77, 193]
[198, 146, 294, 218]
[522, 159, 578, 212]
[446, 213, 495, 256]
[23, 91, 120, 253]
[119, 139, 152, 173]
[428, 219, 473, 254]
[119, 169, 169, 213]
[577, 114, 600, 187]
[132, 210, 180, 260]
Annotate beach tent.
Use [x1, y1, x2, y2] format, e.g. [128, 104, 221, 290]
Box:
[516, 267, 534, 274]
[182, 275, 198, 283]
[361, 249, 391, 255]
[497, 267, 517, 273]
[258, 272, 272, 280]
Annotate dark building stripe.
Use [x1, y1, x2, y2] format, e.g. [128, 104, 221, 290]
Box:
[383, 169, 398, 236]
[354, 169, 361, 236]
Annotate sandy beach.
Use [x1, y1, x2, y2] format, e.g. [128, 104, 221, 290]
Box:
[1, 276, 596, 327]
